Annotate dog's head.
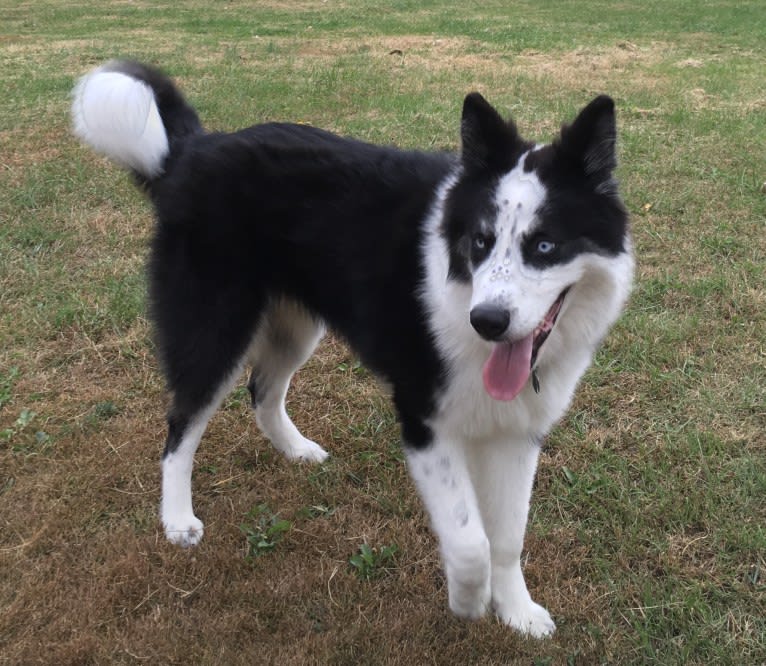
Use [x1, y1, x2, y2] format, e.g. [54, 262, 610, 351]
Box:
[441, 93, 632, 401]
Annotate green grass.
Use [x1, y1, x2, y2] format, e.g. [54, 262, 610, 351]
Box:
[349, 542, 399, 580]
[1, 1, 764, 664]
[241, 504, 293, 559]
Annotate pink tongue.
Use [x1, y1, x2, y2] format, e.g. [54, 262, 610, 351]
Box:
[482, 334, 534, 401]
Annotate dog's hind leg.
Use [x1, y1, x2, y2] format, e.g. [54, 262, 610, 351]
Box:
[154, 282, 262, 547]
[248, 299, 328, 463]
[161, 363, 244, 547]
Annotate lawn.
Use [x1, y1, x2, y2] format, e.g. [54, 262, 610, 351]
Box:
[1, 1, 764, 663]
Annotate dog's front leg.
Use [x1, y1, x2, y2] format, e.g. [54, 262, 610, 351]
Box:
[405, 439, 491, 620]
[474, 437, 556, 637]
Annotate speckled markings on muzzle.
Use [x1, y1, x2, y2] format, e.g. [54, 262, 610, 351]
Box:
[469, 154, 564, 342]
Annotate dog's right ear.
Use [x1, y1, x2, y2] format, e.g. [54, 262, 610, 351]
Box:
[460, 93, 522, 173]
[557, 95, 617, 184]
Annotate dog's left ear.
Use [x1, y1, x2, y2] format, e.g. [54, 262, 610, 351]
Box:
[460, 92, 522, 173]
[558, 95, 617, 182]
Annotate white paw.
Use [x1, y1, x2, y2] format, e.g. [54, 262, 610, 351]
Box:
[163, 514, 204, 547]
[448, 577, 491, 620]
[497, 599, 556, 638]
[445, 539, 492, 620]
[281, 437, 329, 463]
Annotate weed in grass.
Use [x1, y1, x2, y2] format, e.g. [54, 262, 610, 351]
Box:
[296, 503, 335, 520]
[349, 543, 398, 580]
[336, 358, 364, 374]
[91, 400, 120, 421]
[240, 504, 292, 560]
[1, 408, 34, 440]
[224, 385, 251, 410]
[78, 400, 121, 433]
[1, 408, 51, 455]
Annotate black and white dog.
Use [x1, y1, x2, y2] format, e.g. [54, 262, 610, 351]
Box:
[72, 61, 633, 637]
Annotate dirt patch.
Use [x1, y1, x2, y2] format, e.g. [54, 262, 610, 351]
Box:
[254, 0, 350, 9]
[218, 33, 506, 80]
[676, 57, 706, 68]
[512, 41, 671, 93]
[295, 34, 474, 59]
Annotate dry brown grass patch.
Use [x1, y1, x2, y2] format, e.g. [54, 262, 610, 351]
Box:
[513, 41, 671, 94]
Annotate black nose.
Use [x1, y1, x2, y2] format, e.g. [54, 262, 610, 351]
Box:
[470, 304, 510, 341]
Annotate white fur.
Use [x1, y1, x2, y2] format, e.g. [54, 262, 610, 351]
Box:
[407, 439, 491, 619]
[412, 157, 634, 636]
[249, 299, 329, 462]
[72, 64, 169, 178]
[161, 368, 243, 547]
[161, 416, 208, 547]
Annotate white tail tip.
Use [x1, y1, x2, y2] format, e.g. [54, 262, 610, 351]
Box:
[72, 64, 169, 178]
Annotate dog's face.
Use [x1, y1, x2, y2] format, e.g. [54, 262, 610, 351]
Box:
[441, 94, 630, 400]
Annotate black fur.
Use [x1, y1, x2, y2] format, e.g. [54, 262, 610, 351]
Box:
[442, 93, 533, 281]
[522, 96, 627, 269]
[119, 61, 456, 451]
[95, 62, 625, 455]
[164, 411, 191, 457]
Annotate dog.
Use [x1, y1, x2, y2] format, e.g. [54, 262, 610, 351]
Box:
[72, 60, 633, 637]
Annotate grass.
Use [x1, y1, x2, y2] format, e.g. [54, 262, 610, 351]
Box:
[241, 504, 292, 560]
[1, 1, 764, 663]
[349, 543, 399, 581]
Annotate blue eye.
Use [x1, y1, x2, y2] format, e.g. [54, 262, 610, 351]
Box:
[536, 240, 556, 254]
[473, 235, 486, 250]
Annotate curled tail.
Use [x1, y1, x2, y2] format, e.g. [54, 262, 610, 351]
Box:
[72, 60, 201, 181]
